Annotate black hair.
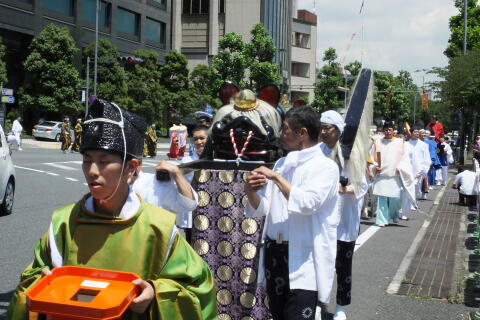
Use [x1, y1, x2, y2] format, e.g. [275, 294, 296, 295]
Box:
[284, 106, 320, 142]
[412, 124, 423, 131]
[192, 125, 209, 134]
[383, 121, 395, 130]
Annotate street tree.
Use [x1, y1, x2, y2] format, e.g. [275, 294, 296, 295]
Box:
[445, 0, 480, 58]
[19, 24, 81, 116]
[120, 49, 166, 126]
[0, 36, 6, 87]
[212, 32, 248, 87]
[312, 47, 343, 111]
[190, 64, 221, 109]
[160, 50, 197, 124]
[345, 60, 362, 88]
[244, 23, 280, 90]
[84, 39, 127, 102]
[373, 70, 418, 124]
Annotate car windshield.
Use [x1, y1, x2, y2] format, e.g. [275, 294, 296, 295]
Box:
[40, 122, 58, 127]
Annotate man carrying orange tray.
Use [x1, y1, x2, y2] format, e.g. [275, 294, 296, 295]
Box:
[6, 99, 217, 320]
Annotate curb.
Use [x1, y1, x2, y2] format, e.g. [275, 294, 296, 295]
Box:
[386, 178, 450, 294]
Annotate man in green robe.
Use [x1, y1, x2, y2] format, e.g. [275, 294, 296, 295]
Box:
[6, 99, 217, 320]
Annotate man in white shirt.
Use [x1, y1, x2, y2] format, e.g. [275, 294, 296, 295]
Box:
[12, 116, 23, 151]
[131, 160, 198, 231]
[452, 166, 478, 207]
[245, 106, 340, 320]
[318, 110, 367, 320]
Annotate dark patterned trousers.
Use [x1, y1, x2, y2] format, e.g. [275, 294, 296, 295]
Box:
[335, 240, 356, 306]
[264, 238, 317, 320]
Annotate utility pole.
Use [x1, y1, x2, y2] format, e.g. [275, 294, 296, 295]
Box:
[459, 0, 468, 164]
[93, 0, 99, 96]
[464, 0, 468, 55]
[85, 57, 90, 118]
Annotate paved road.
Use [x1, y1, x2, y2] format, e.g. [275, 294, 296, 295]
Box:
[0, 143, 474, 319]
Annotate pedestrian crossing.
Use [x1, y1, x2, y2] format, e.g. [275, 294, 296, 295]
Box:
[14, 160, 164, 184]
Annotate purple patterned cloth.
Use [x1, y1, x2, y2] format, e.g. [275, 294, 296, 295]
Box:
[191, 170, 273, 320]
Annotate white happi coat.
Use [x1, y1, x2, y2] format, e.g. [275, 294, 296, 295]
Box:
[246, 144, 340, 303]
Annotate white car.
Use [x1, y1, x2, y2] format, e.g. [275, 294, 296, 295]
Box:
[32, 121, 75, 142]
[0, 124, 15, 215]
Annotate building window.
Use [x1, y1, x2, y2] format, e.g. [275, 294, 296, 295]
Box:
[151, 0, 167, 7]
[292, 32, 310, 49]
[291, 62, 310, 78]
[82, 0, 110, 27]
[18, 0, 33, 3]
[183, 0, 209, 14]
[145, 18, 166, 47]
[219, 0, 225, 13]
[117, 7, 140, 36]
[42, 0, 74, 16]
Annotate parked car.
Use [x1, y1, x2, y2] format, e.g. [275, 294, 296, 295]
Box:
[0, 124, 15, 215]
[32, 121, 74, 142]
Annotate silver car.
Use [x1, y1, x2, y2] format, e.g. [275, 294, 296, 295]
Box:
[0, 124, 15, 215]
[32, 121, 74, 142]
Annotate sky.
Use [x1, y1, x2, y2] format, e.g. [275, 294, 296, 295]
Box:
[296, 0, 458, 87]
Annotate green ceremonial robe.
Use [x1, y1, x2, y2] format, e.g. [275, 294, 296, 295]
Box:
[6, 195, 218, 320]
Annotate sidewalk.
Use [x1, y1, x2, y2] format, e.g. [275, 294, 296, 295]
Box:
[20, 138, 171, 151]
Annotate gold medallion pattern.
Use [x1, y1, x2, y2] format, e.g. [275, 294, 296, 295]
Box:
[241, 242, 257, 259]
[219, 171, 235, 183]
[241, 218, 258, 235]
[240, 292, 256, 308]
[198, 191, 211, 207]
[218, 191, 235, 209]
[264, 296, 269, 309]
[217, 265, 233, 282]
[193, 215, 210, 231]
[197, 170, 211, 183]
[242, 172, 249, 182]
[240, 267, 257, 284]
[241, 317, 254, 320]
[217, 216, 234, 233]
[217, 240, 234, 257]
[217, 289, 233, 306]
[218, 314, 232, 320]
[193, 239, 209, 256]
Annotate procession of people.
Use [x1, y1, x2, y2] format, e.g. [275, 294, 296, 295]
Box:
[5, 81, 462, 320]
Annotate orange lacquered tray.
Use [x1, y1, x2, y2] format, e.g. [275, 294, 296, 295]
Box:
[26, 266, 140, 320]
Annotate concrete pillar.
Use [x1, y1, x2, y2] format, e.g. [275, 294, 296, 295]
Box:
[209, 0, 219, 56]
[171, 0, 182, 51]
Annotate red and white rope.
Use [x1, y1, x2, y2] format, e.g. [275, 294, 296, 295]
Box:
[230, 129, 254, 159]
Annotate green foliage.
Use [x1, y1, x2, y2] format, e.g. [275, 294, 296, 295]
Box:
[19, 24, 81, 116]
[84, 39, 126, 101]
[312, 47, 343, 111]
[159, 50, 196, 124]
[432, 50, 480, 111]
[245, 23, 280, 90]
[160, 50, 189, 92]
[0, 36, 7, 87]
[212, 33, 248, 87]
[445, 0, 480, 58]
[345, 60, 362, 87]
[373, 70, 418, 123]
[190, 64, 221, 109]
[122, 49, 165, 125]
[212, 24, 280, 90]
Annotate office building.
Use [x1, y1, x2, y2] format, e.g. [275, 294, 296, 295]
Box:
[0, 0, 171, 98]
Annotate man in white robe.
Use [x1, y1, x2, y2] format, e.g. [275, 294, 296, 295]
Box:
[12, 116, 23, 151]
[401, 125, 431, 220]
[318, 110, 368, 320]
[371, 122, 413, 226]
[245, 106, 340, 320]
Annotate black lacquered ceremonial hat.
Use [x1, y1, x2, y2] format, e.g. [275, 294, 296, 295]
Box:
[80, 99, 147, 158]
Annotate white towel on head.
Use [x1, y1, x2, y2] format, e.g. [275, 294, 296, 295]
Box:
[320, 110, 345, 134]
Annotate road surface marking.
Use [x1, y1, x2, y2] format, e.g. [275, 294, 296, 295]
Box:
[14, 165, 46, 173]
[44, 162, 77, 171]
[65, 177, 79, 182]
[354, 225, 381, 252]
